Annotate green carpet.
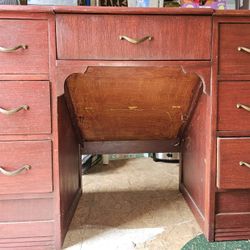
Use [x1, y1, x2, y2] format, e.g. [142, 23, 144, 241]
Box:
[181, 234, 250, 250]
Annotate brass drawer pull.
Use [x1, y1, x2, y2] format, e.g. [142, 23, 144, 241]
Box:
[119, 35, 153, 44]
[0, 165, 31, 176]
[239, 161, 250, 169]
[237, 46, 250, 53]
[236, 103, 250, 112]
[0, 105, 29, 115]
[0, 44, 28, 53]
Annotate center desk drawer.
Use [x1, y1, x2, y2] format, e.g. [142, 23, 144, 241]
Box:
[0, 81, 51, 135]
[0, 140, 52, 195]
[219, 23, 250, 75]
[56, 14, 211, 60]
[217, 138, 250, 189]
[0, 19, 48, 74]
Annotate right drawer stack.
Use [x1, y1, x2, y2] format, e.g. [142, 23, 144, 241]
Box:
[216, 21, 250, 240]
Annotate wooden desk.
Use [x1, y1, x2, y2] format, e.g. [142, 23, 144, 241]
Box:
[0, 6, 250, 249]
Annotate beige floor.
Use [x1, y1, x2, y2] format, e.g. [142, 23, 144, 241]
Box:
[63, 158, 201, 250]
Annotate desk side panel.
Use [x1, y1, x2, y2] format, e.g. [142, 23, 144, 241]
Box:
[58, 95, 82, 243]
[181, 93, 212, 233]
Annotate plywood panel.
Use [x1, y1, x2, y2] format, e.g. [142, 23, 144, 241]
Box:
[65, 66, 202, 141]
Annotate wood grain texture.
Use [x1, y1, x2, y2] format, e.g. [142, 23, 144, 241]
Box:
[219, 23, 250, 76]
[3, 6, 250, 247]
[0, 221, 54, 244]
[0, 140, 52, 194]
[217, 130, 250, 137]
[204, 14, 219, 241]
[215, 233, 250, 241]
[0, 81, 51, 135]
[216, 190, 250, 213]
[0, 198, 53, 222]
[56, 14, 211, 60]
[0, 74, 49, 81]
[214, 16, 250, 242]
[179, 183, 205, 232]
[58, 95, 81, 243]
[218, 74, 250, 81]
[0, 19, 49, 74]
[181, 63, 211, 95]
[181, 93, 211, 218]
[56, 60, 211, 97]
[82, 139, 180, 154]
[215, 10, 250, 16]
[0, 221, 54, 239]
[218, 82, 250, 132]
[215, 226, 250, 241]
[65, 66, 201, 141]
[0, 134, 53, 142]
[0, 239, 55, 250]
[54, 6, 214, 15]
[0, 5, 214, 15]
[217, 138, 250, 189]
[0, 192, 53, 201]
[216, 213, 250, 231]
[0, 5, 54, 13]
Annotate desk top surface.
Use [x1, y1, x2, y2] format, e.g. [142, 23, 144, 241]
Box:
[0, 5, 249, 16]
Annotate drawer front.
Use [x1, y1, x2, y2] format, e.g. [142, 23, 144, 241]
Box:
[0, 19, 48, 74]
[0, 81, 51, 135]
[217, 138, 250, 189]
[0, 221, 54, 248]
[219, 23, 250, 75]
[218, 82, 250, 132]
[56, 14, 211, 60]
[0, 198, 53, 222]
[0, 140, 52, 194]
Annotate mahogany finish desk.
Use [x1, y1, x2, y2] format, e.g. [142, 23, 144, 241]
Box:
[0, 6, 250, 249]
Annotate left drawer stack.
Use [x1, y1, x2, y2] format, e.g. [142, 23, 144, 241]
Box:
[0, 18, 54, 249]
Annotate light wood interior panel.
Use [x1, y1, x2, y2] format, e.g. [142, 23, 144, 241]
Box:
[65, 66, 202, 141]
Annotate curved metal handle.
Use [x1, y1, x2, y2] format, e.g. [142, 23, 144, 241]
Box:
[0, 105, 29, 115]
[119, 35, 153, 44]
[239, 161, 250, 169]
[0, 165, 31, 176]
[236, 103, 250, 112]
[0, 44, 28, 53]
[237, 46, 250, 53]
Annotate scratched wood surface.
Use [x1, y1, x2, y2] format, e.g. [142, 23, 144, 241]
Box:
[65, 66, 201, 141]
